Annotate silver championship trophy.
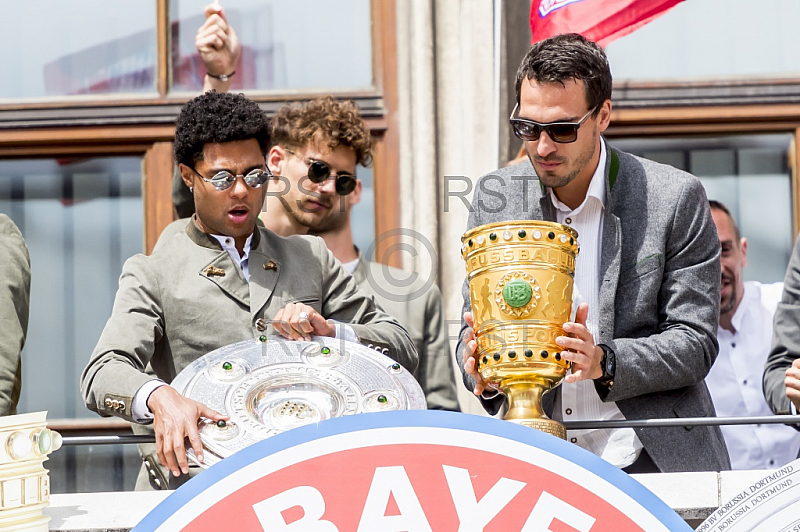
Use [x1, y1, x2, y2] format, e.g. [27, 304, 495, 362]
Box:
[171, 336, 426, 467]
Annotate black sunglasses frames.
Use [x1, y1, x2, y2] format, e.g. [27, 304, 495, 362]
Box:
[285, 149, 357, 196]
[509, 103, 598, 144]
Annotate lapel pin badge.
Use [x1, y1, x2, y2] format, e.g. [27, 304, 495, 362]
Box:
[205, 265, 226, 277]
[263, 260, 278, 271]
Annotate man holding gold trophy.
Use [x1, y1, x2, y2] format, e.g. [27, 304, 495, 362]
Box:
[458, 33, 730, 474]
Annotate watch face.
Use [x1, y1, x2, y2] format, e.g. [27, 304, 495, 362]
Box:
[603, 346, 615, 376]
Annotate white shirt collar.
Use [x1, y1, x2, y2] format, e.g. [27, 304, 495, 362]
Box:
[549, 140, 607, 214]
[730, 282, 756, 333]
[342, 257, 360, 273]
[209, 233, 253, 265]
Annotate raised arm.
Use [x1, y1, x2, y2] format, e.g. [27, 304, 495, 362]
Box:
[765, 235, 800, 417]
[0, 216, 29, 415]
[197, 2, 241, 93]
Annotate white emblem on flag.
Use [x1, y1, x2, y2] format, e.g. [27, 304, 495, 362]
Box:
[539, 0, 587, 18]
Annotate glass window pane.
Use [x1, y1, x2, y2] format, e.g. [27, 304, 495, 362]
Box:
[0, 157, 144, 419]
[4, 2, 157, 99]
[610, 134, 793, 283]
[605, 0, 800, 82]
[171, 0, 373, 92]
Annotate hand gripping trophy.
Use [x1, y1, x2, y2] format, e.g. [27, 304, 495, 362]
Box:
[462, 221, 578, 439]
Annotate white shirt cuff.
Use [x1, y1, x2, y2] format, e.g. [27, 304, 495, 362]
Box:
[132, 379, 167, 423]
[331, 321, 358, 343]
[792, 401, 798, 416]
[481, 387, 501, 400]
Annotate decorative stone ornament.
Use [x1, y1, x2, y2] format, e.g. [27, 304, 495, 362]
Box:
[0, 412, 62, 531]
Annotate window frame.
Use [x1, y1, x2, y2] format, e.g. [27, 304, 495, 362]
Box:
[606, 80, 800, 238]
[0, 0, 401, 444]
[0, 0, 400, 258]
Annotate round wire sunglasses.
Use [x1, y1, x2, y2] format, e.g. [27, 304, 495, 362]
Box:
[285, 148, 357, 196]
[189, 166, 271, 191]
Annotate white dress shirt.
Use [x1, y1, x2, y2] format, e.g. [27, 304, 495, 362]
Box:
[549, 142, 644, 468]
[342, 257, 360, 274]
[131, 231, 355, 422]
[211, 233, 253, 280]
[707, 281, 800, 470]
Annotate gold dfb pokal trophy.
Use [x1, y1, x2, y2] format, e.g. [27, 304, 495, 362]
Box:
[462, 221, 578, 439]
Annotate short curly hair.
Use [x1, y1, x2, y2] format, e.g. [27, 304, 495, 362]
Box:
[173, 91, 271, 167]
[271, 96, 373, 167]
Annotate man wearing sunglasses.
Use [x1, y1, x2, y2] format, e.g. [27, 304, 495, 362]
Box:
[270, 97, 459, 412]
[81, 91, 417, 489]
[459, 33, 729, 474]
[261, 97, 362, 237]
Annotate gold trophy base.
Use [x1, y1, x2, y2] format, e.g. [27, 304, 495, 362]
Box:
[500, 379, 566, 440]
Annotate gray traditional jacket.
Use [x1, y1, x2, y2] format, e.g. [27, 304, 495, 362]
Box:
[81, 219, 417, 422]
[352, 253, 460, 411]
[0, 214, 27, 416]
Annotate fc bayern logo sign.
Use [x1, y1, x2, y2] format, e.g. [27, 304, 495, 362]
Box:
[134, 411, 690, 531]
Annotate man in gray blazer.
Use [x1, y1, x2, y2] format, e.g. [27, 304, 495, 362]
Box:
[458, 34, 729, 473]
[764, 236, 800, 420]
[81, 91, 417, 487]
[0, 214, 28, 416]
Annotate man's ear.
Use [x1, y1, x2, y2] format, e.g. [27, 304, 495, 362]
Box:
[179, 163, 195, 189]
[596, 99, 612, 133]
[267, 145, 285, 181]
[349, 178, 363, 207]
[740, 237, 748, 268]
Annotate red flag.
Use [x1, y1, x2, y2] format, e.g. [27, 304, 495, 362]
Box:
[530, 0, 684, 47]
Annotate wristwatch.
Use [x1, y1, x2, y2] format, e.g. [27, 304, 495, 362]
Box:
[595, 343, 615, 387]
[207, 70, 236, 82]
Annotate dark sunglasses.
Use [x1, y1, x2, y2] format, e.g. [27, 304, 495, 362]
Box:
[509, 103, 598, 143]
[190, 167, 271, 191]
[286, 149, 357, 196]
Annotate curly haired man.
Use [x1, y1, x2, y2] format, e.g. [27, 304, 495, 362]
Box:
[262, 96, 372, 237]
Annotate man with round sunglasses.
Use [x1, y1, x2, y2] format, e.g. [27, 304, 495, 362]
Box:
[81, 91, 417, 489]
[458, 33, 729, 474]
[261, 97, 362, 237]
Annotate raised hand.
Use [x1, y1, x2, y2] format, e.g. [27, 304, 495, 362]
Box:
[196, 2, 241, 90]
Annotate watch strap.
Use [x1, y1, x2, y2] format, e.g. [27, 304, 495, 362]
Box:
[207, 70, 236, 82]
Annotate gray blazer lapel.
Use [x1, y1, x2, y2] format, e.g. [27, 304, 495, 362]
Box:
[249, 232, 281, 321]
[598, 213, 621, 344]
[538, 195, 557, 222]
[598, 143, 621, 344]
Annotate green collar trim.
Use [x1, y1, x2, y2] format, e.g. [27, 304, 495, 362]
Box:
[609, 148, 619, 191]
